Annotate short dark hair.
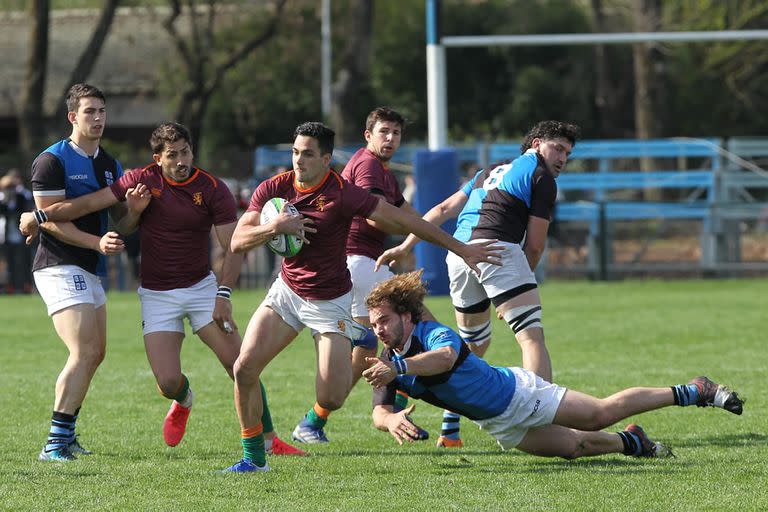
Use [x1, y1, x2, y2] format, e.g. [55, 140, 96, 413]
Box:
[294, 122, 335, 155]
[520, 120, 581, 154]
[365, 107, 406, 133]
[365, 270, 426, 324]
[150, 122, 192, 154]
[65, 83, 105, 113]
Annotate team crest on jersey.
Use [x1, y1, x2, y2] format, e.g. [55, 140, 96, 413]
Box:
[151, 187, 162, 198]
[193, 192, 203, 205]
[337, 319, 346, 331]
[105, 171, 114, 185]
[315, 197, 327, 211]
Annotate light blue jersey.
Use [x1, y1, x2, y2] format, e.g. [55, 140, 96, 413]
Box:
[453, 149, 556, 245]
[373, 321, 516, 420]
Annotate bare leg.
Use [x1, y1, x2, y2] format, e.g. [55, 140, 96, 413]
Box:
[314, 332, 353, 411]
[143, 331, 184, 396]
[517, 424, 624, 459]
[196, 322, 242, 379]
[233, 305, 297, 430]
[554, 387, 676, 431]
[496, 288, 551, 381]
[51, 304, 107, 414]
[455, 309, 492, 358]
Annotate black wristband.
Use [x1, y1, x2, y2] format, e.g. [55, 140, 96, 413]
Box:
[34, 209, 49, 225]
[217, 285, 232, 300]
[394, 358, 408, 375]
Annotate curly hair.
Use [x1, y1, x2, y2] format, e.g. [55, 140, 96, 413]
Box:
[365, 270, 427, 324]
[520, 120, 581, 154]
[150, 122, 192, 154]
[65, 83, 105, 113]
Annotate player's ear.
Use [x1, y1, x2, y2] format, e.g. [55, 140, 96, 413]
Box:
[67, 111, 77, 125]
[152, 153, 161, 165]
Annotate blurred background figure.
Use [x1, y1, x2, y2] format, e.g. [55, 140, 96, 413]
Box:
[0, 169, 35, 293]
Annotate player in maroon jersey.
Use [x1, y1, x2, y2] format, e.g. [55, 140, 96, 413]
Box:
[20, 122, 305, 456]
[295, 107, 431, 442]
[222, 122, 501, 472]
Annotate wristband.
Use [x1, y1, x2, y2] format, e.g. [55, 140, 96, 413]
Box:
[216, 285, 232, 300]
[393, 358, 408, 375]
[34, 209, 49, 225]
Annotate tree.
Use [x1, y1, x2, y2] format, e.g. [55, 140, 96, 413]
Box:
[160, 0, 288, 149]
[18, 0, 49, 163]
[329, 0, 373, 145]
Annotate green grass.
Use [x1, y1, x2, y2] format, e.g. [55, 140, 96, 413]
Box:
[1, 278, 766, 511]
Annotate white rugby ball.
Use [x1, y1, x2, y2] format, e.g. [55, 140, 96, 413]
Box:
[260, 197, 304, 258]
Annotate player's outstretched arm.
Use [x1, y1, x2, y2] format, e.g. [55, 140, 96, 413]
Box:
[372, 404, 422, 445]
[375, 190, 469, 270]
[367, 199, 501, 274]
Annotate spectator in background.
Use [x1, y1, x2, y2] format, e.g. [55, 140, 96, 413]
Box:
[0, 169, 35, 293]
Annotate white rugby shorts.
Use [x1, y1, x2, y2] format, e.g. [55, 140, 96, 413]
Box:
[138, 272, 217, 335]
[264, 274, 357, 340]
[473, 367, 566, 450]
[34, 265, 107, 316]
[347, 254, 394, 318]
[446, 240, 537, 309]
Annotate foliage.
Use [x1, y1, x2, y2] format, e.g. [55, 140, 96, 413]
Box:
[2, 279, 767, 510]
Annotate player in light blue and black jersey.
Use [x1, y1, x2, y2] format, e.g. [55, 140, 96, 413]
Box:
[29, 84, 134, 462]
[365, 271, 744, 458]
[378, 120, 580, 447]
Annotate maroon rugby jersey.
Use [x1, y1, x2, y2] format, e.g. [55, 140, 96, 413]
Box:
[342, 148, 405, 259]
[249, 169, 379, 300]
[110, 164, 237, 290]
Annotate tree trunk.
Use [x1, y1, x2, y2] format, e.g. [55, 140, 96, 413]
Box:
[631, 0, 664, 200]
[18, 0, 50, 166]
[330, 0, 373, 145]
[590, 0, 621, 138]
[52, 0, 122, 131]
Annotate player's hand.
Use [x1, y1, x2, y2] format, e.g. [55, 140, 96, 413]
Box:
[375, 243, 410, 271]
[385, 404, 420, 445]
[362, 356, 397, 388]
[125, 183, 151, 215]
[213, 296, 238, 334]
[98, 231, 125, 255]
[273, 205, 316, 244]
[458, 239, 503, 274]
[19, 211, 40, 243]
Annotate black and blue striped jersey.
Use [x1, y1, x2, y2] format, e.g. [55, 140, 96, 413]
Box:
[31, 139, 123, 276]
[453, 149, 557, 245]
[373, 321, 517, 421]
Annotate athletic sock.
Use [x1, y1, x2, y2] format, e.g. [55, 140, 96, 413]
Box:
[303, 403, 330, 429]
[241, 424, 266, 467]
[617, 430, 642, 456]
[393, 390, 409, 412]
[169, 374, 192, 407]
[259, 381, 274, 434]
[45, 411, 76, 453]
[440, 411, 461, 440]
[671, 384, 700, 406]
[68, 406, 81, 444]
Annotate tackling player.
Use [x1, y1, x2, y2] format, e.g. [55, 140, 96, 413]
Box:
[377, 120, 580, 447]
[223, 122, 501, 472]
[363, 270, 744, 458]
[21, 122, 304, 456]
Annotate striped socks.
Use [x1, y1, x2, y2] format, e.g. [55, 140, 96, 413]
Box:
[44, 410, 76, 453]
[671, 384, 700, 406]
[440, 411, 461, 440]
[617, 430, 643, 456]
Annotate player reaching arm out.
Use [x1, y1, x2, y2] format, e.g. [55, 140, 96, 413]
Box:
[364, 198, 501, 274]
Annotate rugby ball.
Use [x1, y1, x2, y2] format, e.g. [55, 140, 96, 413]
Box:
[260, 197, 304, 258]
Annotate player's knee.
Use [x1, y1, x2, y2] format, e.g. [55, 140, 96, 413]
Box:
[74, 342, 106, 370]
[156, 376, 180, 398]
[233, 354, 262, 384]
[559, 433, 590, 460]
[581, 406, 614, 431]
[316, 394, 345, 411]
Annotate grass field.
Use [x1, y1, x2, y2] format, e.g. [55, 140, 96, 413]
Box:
[1, 278, 766, 511]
